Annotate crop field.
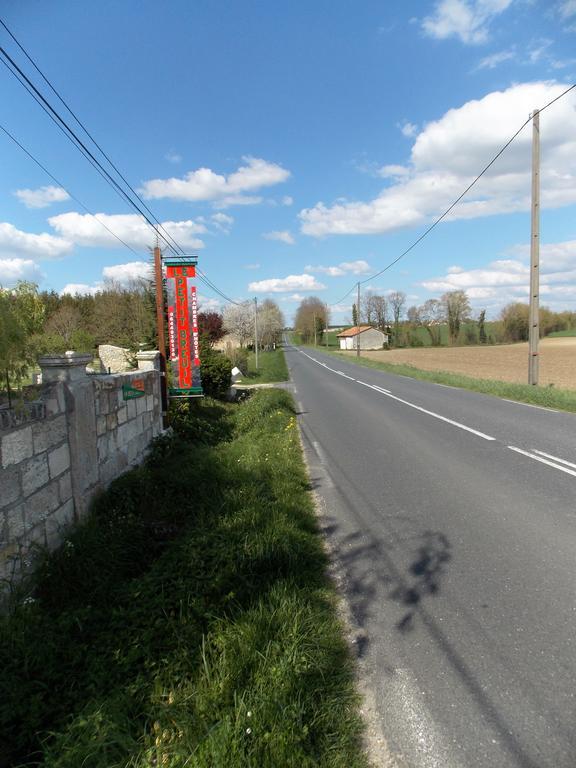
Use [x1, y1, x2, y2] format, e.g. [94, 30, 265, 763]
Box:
[358, 337, 576, 390]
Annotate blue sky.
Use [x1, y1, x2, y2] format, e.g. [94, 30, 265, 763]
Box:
[2, 0, 576, 322]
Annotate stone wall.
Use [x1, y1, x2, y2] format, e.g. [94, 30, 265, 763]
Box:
[0, 351, 163, 594]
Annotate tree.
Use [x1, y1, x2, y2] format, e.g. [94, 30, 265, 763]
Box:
[362, 292, 388, 331]
[294, 296, 326, 343]
[45, 305, 82, 345]
[478, 309, 487, 344]
[419, 299, 444, 345]
[258, 299, 284, 349]
[0, 292, 27, 404]
[442, 290, 471, 344]
[223, 302, 254, 347]
[500, 302, 529, 342]
[198, 311, 225, 346]
[388, 291, 406, 346]
[352, 302, 358, 326]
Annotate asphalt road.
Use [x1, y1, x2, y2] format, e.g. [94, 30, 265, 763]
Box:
[284, 341, 576, 768]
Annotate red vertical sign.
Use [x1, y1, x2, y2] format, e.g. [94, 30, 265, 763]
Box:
[166, 264, 196, 390]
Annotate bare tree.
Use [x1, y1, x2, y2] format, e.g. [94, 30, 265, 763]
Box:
[419, 299, 444, 346]
[388, 291, 406, 346]
[45, 304, 82, 345]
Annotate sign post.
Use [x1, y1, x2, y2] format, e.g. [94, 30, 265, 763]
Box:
[165, 257, 203, 398]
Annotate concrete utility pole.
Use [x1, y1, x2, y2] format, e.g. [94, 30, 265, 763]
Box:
[528, 108, 540, 386]
[325, 304, 329, 349]
[254, 297, 259, 371]
[153, 245, 168, 412]
[356, 281, 361, 358]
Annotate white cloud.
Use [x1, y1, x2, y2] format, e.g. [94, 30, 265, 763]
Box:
[420, 240, 576, 310]
[48, 212, 206, 250]
[0, 222, 72, 260]
[263, 230, 295, 245]
[197, 294, 221, 311]
[165, 150, 182, 164]
[282, 196, 294, 206]
[213, 195, 263, 209]
[102, 261, 151, 285]
[140, 157, 290, 206]
[476, 49, 515, 69]
[300, 82, 576, 237]
[14, 185, 70, 209]
[558, 0, 576, 20]
[400, 121, 418, 138]
[243, 263, 261, 270]
[249, 274, 326, 293]
[0, 258, 44, 285]
[305, 259, 372, 276]
[60, 283, 102, 296]
[211, 213, 234, 233]
[422, 0, 514, 45]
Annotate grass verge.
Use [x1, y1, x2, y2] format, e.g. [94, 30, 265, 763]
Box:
[243, 347, 289, 383]
[325, 350, 576, 413]
[0, 391, 365, 768]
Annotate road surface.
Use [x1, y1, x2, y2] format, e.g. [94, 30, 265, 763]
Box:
[285, 341, 576, 768]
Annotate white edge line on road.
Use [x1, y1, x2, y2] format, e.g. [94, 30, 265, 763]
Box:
[435, 383, 458, 389]
[501, 399, 558, 413]
[302, 350, 495, 441]
[532, 449, 576, 470]
[508, 446, 576, 478]
[381, 389, 496, 441]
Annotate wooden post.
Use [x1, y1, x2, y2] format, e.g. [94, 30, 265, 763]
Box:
[153, 245, 168, 412]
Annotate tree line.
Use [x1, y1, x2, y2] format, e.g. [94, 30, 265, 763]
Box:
[293, 288, 576, 348]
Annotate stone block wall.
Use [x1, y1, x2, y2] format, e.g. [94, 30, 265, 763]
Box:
[0, 352, 162, 594]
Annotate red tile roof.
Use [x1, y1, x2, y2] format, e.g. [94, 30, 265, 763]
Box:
[336, 325, 375, 338]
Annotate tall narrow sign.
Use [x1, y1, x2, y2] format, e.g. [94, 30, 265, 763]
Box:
[165, 257, 203, 397]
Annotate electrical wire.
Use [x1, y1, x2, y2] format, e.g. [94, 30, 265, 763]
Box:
[0, 18, 184, 257]
[327, 81, 576, 306]
[0, 122, 144, 257]
[0, 25, 244, 307]
[0, 45, 181, 257]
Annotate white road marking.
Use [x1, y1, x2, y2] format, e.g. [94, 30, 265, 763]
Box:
[435, 383, 458, 389]
[335, 371, 355, 380]
[502, 399, 558, 413]
[301, 349, 495, 441]
[508, 446, 576, 478]
[532, 450, 576, 471]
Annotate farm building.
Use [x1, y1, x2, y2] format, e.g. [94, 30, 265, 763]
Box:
[337, 325, 388, 350]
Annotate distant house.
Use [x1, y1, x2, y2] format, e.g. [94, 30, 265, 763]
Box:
[337, 325, 388, 350]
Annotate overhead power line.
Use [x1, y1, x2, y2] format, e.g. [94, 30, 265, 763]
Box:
[328, 82, 576, 307]
[0, 21, 243, 308]
[0, 18, 183, 257]
[0, 121, 143, 257]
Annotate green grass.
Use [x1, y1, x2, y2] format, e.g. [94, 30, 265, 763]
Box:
[243, 347, 289, 383]
[0, 391, 365, 768]
[546, 329, 576, 337]
[326, 351, 576, 413]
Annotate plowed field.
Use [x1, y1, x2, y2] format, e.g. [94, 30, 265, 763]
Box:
[357, 337, 576, 390]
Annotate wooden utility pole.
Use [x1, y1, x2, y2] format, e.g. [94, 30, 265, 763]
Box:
[254, 297, 259, 370]
[313, 312, 317, 346]
[528, 109, 540, 386]
[325, 304, 329, 349]
[153, 245, 168, 412]
[356, 282, 361, 358]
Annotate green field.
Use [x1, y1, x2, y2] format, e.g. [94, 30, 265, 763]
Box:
[546, 329, 576, 337]
[0, 391, 365, 768]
